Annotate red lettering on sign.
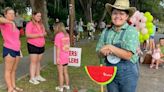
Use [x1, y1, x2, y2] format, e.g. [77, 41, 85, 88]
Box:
[69, 58, 78, 63]
[69, 51, 77, 56]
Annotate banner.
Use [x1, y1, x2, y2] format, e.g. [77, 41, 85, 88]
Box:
[54, 47, 82, 67]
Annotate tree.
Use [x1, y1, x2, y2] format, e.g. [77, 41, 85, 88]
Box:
[0, 0, 28, 14]
[29, 0, 50, 33]
[78, 0, 96, 22]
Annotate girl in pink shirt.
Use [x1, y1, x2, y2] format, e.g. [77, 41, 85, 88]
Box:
[26, 11, 47, 85]
[54, 22, 70, 91]
[0, 7, 23, 92]
[150, 44, 161, 69]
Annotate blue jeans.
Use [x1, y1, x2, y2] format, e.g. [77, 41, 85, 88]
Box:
[106, 59, 139, 92]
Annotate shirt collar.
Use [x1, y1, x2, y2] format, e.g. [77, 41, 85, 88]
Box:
[111, 22, 129, 32]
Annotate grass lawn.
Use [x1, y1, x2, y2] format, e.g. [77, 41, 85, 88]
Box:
[0, 40, 106, 92]
[0, 35, 54, 64]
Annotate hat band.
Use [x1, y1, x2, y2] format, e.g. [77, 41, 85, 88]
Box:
[114, 5, 129, 9]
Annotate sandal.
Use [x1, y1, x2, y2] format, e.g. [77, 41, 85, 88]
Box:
[14, 87, 23, 92]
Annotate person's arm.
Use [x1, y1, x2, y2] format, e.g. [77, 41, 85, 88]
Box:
[0, 17, 13, 24]
[160, 53, 164, 58]
[100, 44, 133, 60]
[100, 27, 139, 61]
[42, 25, 47, 37]
[26, 32, 43, 38]
[54, 34, 62, 65]
[96, 28, 107, 58]
[0, 16, 16, 31]
[56, 46, 60, 64]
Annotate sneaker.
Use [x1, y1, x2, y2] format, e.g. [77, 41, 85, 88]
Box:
[29, 78, 40, 85]
[35, 75, 46, 82]
[55, 86, 63, 92]
[63, 85, 70, 90]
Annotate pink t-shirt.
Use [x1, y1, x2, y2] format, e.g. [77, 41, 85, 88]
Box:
[54, 32, 70, 64]
[26, 21, 45, 47]
[0, 23, 21, 51]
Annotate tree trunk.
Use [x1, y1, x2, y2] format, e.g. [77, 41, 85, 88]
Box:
[29, 0, 50, 34]
[98, 9, 107, 26]
[43, 1, 50, 32]
[29, 0, 35, 10]
[79, 0, 92, 22]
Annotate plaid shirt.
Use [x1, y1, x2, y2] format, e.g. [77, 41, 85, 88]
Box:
[96, 23, 139, 63]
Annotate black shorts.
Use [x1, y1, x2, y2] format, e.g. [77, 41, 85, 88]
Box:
[62, 63, 68, 66]
[27, 43, 45, 54]
[3, 47, 20, 58]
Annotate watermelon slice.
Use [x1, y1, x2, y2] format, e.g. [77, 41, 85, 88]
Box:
[85, 66, 117, 85]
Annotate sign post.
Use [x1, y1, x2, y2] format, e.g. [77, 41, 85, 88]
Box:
[69, 0, 75, 46]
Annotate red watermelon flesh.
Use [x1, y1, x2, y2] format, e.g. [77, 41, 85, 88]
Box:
[85, 66, 117, 85]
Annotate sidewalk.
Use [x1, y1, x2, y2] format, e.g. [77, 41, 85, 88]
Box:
[0, 48, 53, 89]
[0, 37, 164, 92]
[137, 64, 164, 92]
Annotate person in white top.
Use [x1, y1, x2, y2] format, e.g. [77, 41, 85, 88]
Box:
[77, 18, 84, 40]
[99, 21, 106, 32]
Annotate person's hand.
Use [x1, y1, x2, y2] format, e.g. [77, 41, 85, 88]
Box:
[100, 45, 113, 56]
[39, 32, 47, 37]
[43, 31, 47, 36]
[38, 34, 44, 37]
[56, 58, 60, 65]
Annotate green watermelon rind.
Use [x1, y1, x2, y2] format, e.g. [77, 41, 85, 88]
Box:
[85, 66, 117, 85]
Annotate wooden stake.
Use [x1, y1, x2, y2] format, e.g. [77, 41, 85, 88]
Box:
[101, 85, 103, 92]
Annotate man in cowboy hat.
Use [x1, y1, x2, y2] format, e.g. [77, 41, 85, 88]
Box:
[96, 0, 139, 92]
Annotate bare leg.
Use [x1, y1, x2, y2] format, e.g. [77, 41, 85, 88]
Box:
[149, 39, 154, 52]
[36, 54, 43, 76]
[63, 66, 69, 86]
[11, 56, 20, 88]
[156, 60, 159, 69]
[29, 54, 38, 79]
[4, 55, 15, 92]
[150, 59, 155, 68]
[57, 64, 64, 87]
[11, 56, 23, 91]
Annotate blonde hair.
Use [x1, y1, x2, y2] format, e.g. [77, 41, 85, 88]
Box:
[53, 22, 68, 36]
[3, 7, 14, 15]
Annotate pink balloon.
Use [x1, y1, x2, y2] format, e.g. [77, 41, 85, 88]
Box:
[135, 24, 140, 30]
[141, 17, 147, 23]
[134, 11, 140, 17]
[129, 17, 136, 24]
[136, 14, 142, 20]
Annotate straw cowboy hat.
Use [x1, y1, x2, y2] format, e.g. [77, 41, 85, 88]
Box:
[105, 0, 136, 17]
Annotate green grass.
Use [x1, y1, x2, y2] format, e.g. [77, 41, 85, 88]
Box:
[0, 35, 53, 64]
[0, 40, 106, 92]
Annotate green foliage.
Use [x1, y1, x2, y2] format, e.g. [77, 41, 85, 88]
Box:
[0, 0, 29, 14]
[136, 0, 164, 21]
